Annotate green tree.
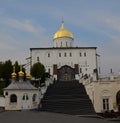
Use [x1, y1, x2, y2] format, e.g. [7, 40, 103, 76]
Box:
[2, 60, 13, 85]
[0, 62, 4, 79]
[31, 62, 45, 79]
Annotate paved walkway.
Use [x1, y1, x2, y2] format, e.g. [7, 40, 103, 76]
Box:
[0, 111, 119, 123]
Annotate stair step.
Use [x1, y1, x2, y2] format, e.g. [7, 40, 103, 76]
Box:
[40, 80, 95, 115]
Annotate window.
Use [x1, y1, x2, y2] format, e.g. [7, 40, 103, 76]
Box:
[59, 53, 61, 57]
[32, 94, 37, 102]
[48, 53, 50, 57]
[37, 57, 39, 62]
[80, 68, 82, 73]
[61, 42, 62, 47]
[70, 52, 72, 57]
[66, 42, 68, 47]
[10, 94, 17, 103]
[5, 92, 8, 96]
[64, 52, 67, 57]
[48, 68, 50, 73]
[84, 52, 86, 57]
[80, 52, 82, 57]
[103, 98, 109, 110]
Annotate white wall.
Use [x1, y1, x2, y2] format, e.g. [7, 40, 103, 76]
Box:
[85, 78, 120, 113]
[0, 97, 5, 107]
[31, 48, 97, 79]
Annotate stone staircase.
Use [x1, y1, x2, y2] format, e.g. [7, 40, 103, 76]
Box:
[40, 80, 95, 115]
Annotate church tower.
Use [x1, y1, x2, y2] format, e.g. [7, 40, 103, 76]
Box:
[53, 21, 74, 47]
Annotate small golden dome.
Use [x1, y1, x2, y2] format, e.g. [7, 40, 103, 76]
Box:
[26, 73, 30, 79]
[53, 21, 73, 39]
[18, 65, 24, 77]
[11, 66, 17, 78]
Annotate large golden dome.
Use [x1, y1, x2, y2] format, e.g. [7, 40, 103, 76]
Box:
[53, 21, 73, 39]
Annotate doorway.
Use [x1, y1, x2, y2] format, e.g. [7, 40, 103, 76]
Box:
[57, 65, 75, 81]
[22, 93, 29, 109]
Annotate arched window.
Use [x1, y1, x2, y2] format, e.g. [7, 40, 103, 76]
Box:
[32, 94, 37, 102]
[10, 94, 17, 103]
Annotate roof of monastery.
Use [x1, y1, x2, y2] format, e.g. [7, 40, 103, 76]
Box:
[4, 66, 38, 90]
[30, 47, 97, 50]
[4, 80, 38, 90]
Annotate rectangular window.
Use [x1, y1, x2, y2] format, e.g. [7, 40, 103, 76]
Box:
[70, 52, 72, 57]
[66, 42, 68, 47]
[80, 68, 82, 73]
[37, 57, 39, 62]
[64, 52, 66, 57]
[80, 52, 82, 57]
[48, 53, 50, 57]
[59, 53, 61, 57]
[48, 68, 50, 74]
[84, 52, 86, 57]
[103, 98, 109, 110]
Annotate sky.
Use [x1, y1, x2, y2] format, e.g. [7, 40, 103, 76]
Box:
[0, 0, 120, 75]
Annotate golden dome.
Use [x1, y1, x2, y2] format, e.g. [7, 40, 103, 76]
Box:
[53, 21, 73, 39]
[18, 65, 24, 77]
[26, 73, 30, 79]
[11, 66, 17, 78]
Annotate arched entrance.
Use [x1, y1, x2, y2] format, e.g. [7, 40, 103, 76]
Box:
[116, 90, 120, 113]
[57, 65, 75, 81]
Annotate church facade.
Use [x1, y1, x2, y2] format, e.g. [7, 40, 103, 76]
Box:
[30, 22, 100, 81]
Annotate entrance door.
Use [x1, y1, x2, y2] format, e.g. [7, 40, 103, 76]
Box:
[57, 65, 75, 81]
[22, 93, 29, 109]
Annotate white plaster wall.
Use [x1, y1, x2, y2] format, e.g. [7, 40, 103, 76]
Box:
[31, 48, 97, 78]
[4, 90, 39, 110]
[85, 80, 120, 113]
[53, 37, 73, 47]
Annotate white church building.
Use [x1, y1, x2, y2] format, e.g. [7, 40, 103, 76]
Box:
[30, 21, 100, 81]
[29, 22, 120, 114]
[0, 21, 119, 115]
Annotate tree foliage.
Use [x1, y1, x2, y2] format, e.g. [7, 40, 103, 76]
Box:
[31, 62, 45, 79]
[2, 60, 13, 84]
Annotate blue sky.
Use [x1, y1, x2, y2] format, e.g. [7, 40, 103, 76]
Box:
[0, 0, 120, 75]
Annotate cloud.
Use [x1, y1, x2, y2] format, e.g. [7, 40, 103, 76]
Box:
[4, 18, 46, 35]
[104, 16, 120, 32]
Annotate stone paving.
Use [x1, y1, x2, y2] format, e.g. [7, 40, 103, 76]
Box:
[0, 110, 119, 123]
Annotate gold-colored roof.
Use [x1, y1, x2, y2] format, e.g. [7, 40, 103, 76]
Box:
[26, 73, 30, 79]
[53, 21, 73, 39]
[11, 66, 17, 78]
[18, 65, 24, 77]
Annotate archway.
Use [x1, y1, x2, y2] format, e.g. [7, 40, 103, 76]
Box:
[57, 65, 75, 81]
[116, 90, 120, 113]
